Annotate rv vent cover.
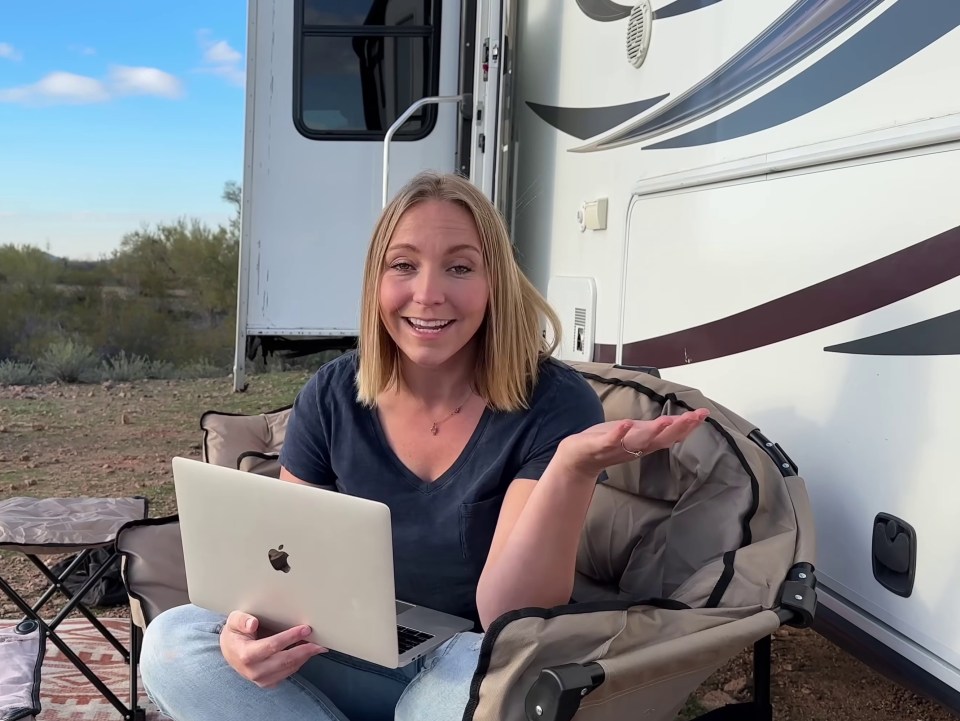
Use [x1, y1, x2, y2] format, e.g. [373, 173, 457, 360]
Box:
[626, 1, 653, 69]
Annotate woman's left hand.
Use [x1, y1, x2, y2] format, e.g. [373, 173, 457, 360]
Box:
[556, 409, 710, 479]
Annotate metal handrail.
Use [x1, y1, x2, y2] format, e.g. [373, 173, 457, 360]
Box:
[382, 94, 463, 208]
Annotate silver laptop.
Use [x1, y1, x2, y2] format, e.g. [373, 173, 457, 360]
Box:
[171, 456, 474, 669]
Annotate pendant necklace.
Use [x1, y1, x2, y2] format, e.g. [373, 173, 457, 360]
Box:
[429, 388, 474, 436]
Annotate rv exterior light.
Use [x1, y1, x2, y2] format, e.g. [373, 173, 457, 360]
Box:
[579, 198, 608, 231]
[626, 1, 653, 69]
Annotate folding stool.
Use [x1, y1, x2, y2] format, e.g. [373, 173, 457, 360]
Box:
[0, 496, 148, 721]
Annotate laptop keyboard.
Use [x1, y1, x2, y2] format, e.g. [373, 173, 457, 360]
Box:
[397, 624, 434, 654]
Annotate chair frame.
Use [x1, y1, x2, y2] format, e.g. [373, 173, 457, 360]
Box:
[522, 430, 818, 721]
[0, 546, 146, 721]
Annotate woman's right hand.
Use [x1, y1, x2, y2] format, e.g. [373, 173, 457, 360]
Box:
[555, 410, 710, 480]
[220, 610, 328, 688]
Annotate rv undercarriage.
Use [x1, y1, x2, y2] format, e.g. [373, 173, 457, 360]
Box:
[245, 335, 356, 361]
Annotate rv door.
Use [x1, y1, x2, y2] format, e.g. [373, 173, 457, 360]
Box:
[234, 0, 465, 388]
[469, 0, 516, 220]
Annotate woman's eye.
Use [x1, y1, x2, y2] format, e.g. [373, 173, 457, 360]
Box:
[390, 261, 414, 272]
[451, 265, 472, 275]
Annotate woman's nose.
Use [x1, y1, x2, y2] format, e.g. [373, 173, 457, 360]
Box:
[412, 268, 445, 306]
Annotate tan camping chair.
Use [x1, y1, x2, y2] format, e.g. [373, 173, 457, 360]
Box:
[115, 362, 817, 721]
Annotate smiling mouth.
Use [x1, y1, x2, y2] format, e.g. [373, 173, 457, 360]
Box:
[404, 318, 454, 333]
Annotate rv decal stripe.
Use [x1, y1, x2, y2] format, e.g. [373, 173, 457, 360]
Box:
[611, 223, 960, 369]
[526, 95, 669, 141]
[576, 0, 724, 23]
[647, 0, 960, 150]
[580, 0, 884, 151]
[593, 344, 616, 363]
[575, 0, 632, 22]
[824, 310, 960, 356]
[654, 0, 724, 20]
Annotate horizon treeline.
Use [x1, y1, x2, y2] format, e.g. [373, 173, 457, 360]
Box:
[0, 182, 242, 376]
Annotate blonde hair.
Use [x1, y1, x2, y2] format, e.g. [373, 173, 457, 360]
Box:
[356, 171, 560, 412]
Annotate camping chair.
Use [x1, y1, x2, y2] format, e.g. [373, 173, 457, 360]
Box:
[115, 361, 817, 721]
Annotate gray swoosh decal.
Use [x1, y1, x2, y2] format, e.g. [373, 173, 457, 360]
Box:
[655, 0, 724, 19]
[526, 95, 669, 140]
[577, 0, 724, 23]
[825, 311, 960, 356]
[649, 0, 960, 149]
[576, 0, 631, 22]
[579, 0, 882, 150]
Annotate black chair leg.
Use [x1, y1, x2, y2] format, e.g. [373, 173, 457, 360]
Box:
[129, 619, 146, 721]
[0, 553, 146, 720]
[693, 636, 774, 721]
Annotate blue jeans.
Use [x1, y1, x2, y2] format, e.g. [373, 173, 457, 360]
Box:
[139, 604, 483, 721]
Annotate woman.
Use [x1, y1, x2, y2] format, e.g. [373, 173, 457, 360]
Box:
[140, 171, 707, 720]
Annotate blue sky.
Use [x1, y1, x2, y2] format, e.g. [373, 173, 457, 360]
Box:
[0, 1, 247, 259]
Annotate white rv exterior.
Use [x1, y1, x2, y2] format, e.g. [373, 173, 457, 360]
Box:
[235, 0, 960, 709]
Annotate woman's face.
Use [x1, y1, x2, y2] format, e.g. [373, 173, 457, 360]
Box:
[379, 200, 490, 373]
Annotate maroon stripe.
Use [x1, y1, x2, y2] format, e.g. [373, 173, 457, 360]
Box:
[611, 224, 960, 369]
[592, 344, 616, 363]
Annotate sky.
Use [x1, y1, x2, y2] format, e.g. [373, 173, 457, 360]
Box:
[0, 1, 247, 260]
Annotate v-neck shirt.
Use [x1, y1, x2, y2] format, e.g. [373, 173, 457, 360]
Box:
[278, 351, 604, 627]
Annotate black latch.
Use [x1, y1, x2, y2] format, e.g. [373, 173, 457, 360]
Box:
[780, 562, 817, 628]
[525, 662, 605, 721]
[872, 513, 916, 598]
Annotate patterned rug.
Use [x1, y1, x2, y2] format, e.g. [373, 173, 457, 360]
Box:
[2, 618, 164, 721]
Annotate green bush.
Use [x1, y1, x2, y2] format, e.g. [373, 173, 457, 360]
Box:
[177, 358, 226, 380]
[0, 359, 39, 386]
[38, 337, 101, 383]
[102, 351, 176, 382]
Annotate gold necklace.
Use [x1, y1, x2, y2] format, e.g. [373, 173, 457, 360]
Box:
[429, 389, 474, 436]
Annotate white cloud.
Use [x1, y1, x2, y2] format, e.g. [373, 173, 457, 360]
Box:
[196, 31, 245, 87]
[0, 66, 183, 105]
[204, 40, 242, 66]
[0, 72, 109, 105]
[109, 66, 183, 99]
[0, 42, 23, 61]
[69, 45, 97, 56]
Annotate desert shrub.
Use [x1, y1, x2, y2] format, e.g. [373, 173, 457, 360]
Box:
[0, 359, 39, 386]
[102, 351, 176, 382]
[177, 358, 226, 379]
[37, 337, 101, 383]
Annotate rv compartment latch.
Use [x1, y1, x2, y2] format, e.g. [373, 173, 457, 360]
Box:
[872, 513, 916, 598]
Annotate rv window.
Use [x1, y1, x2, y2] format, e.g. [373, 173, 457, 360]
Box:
[294, 0, 440, 141]
[302, 0, 435, 26]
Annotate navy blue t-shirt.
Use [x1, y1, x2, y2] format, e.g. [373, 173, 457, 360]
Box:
[278, 351, 604, 626]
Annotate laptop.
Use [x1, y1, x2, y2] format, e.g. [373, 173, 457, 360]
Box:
[171, 456, 475, 669]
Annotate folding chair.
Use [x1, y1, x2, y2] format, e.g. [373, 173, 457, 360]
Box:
[116, 362, 818, 721]
[0, 496, 148, 721]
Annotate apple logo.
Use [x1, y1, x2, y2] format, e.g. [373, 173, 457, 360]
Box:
[268, 544, 291, 573]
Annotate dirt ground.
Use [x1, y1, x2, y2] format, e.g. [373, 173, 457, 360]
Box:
[0, 373, 956, 721]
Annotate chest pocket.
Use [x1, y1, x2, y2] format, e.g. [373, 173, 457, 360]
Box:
[459, 496, 504, 570]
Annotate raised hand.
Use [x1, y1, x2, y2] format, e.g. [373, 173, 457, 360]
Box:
[556, 409, 710, 479]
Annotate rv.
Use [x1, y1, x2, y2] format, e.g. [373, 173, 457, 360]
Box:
[233, 0, 960, 711]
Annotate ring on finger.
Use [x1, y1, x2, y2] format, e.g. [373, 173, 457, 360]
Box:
[620, 438, 643, 458]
